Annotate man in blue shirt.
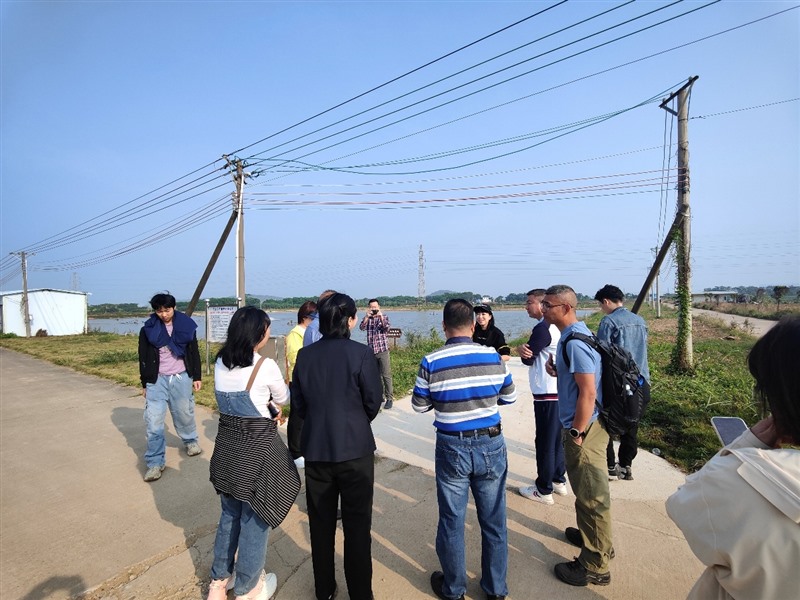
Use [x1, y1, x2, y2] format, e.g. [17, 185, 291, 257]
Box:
[413, 299, 516, 600]
[594, 284, 651, 481]
[543, 285, 612, 587]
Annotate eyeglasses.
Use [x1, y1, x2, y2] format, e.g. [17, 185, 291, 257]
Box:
[541, 301, 569, 310]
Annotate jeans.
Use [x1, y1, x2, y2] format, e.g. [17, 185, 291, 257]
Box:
[305, 454, 374, 600]
[144, 372, 197, 468]
[375, 350, 394, 403]
[211, 388, 271, 595]
[563, 420, 613, 573]
[533, 400, 566, 495]
[211, 493, 270, 596]
[435, 431, 508, 599]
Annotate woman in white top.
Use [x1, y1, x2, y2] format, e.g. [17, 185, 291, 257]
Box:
[208, 307, 291, 600]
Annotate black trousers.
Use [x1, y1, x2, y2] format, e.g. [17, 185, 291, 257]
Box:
[606, 379, 651, 468]
[287, 406, 304, 459]
[305, 454, 374, 600]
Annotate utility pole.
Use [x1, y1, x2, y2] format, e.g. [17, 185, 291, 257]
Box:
[234, 160, 247, 309]
[10, 251, 33, 337]
[633, 76, 696, 369]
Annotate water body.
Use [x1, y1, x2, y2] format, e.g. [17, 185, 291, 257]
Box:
[89, 308, 595, 344]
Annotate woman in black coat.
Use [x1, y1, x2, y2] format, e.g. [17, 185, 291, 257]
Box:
[472, 303, 511, 361]
[290, 293, 383, 600]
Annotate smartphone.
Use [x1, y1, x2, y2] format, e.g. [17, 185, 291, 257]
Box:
[711, 416, 748, 446]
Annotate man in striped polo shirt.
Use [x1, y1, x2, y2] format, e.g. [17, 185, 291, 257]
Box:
[413, 299, 516, 600]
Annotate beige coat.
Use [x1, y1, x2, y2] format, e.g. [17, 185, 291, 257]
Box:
[666, 429, 800, 600]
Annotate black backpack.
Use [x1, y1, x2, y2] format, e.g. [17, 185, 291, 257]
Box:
[561, 332, 646, 436]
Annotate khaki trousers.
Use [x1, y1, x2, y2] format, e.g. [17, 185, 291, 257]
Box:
[563, 419, 613, 573]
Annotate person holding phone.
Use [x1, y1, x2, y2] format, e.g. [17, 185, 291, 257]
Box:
[666, 316, 800, 600]
[359, 298, 394, 409]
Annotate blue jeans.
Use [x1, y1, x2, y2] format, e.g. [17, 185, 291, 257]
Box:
[435, 431, 508, 599]
[144, 372, 197, 468]
[211, 388, 272, 595]
[211, 493, 270, 596]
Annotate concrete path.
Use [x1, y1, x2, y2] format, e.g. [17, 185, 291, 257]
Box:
[0, 349, 703, 600]
[690, 307, 775, 337]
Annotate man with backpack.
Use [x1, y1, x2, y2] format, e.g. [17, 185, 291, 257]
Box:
[594, 284, 651, 481]
[542, 285, 613, 587]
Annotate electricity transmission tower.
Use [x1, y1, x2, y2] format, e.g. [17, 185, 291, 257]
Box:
[418, 245, 425, 308]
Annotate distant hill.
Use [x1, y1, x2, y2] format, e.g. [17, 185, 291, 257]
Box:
[428, 289, 459, 297]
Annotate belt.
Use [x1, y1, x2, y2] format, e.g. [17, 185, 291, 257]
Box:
[437, 424, 502, 438]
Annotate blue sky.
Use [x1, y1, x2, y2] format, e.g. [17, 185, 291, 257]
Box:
[2, 0, 798, 305]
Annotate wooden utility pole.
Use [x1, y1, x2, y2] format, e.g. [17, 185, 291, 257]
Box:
[633, 76, 697, 370]
[10, 251, 33, 337]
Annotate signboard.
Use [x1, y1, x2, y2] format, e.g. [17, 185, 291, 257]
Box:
[387, 328, 402, 338]
[207, 306, 237, 343]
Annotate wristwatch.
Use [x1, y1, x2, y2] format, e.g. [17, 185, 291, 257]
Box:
[569, 427, 586, 439]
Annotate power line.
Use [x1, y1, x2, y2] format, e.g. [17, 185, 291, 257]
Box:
[226, 1, 569, 157]
[249, 1, 715, 176]
[690, 97, 800, 120]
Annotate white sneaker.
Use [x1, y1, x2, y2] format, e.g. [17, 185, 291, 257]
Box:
[294, 456, 305, 469]
[518, 485, 554, 505]
[235, 571, 277, 600]
[552, 482, 569, 496]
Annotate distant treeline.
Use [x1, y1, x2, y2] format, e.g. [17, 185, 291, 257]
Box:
[88, 290, 612, 316]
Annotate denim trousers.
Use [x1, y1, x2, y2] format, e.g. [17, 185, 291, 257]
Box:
[533, 400, 566, 495]
[305, 454, 374, 600]
[374, 350, 394, 402]
[144, 372, 198, 468]
[211, 389, 271, 595]
[211, 493, 270, 596]
[563, 420, 613, 573]
[435, 431, 508, 599]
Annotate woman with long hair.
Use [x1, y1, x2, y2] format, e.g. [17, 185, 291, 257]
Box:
[290, 293, 384, 600]
[472, 304, 511, 362]
[666, 316, 800, 599]
[207, 306, 300, 600]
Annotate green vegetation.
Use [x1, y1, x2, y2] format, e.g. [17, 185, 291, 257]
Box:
[1, 306, 761, 472]
[696, 301, 800, 321]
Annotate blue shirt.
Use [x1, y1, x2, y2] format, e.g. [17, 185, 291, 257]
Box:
[303, 313, 322, 347]
[555, 321, 602, 429]
[597, 307, 650, 382]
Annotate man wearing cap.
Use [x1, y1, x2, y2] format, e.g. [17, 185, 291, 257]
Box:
[472, 304, 511, 362]
[413, 299, 516, 600]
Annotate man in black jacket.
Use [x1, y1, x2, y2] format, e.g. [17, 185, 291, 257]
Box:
[138, 293, 202, 482]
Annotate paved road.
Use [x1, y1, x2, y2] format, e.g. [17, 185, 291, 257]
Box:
[691, 307, 775, 337]
[0, 348, 703, 599]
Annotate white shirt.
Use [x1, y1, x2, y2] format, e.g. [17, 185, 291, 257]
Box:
[214, 352, 289, 418]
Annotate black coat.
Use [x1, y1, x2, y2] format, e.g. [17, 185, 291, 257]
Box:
[138, 328, 202, 387]
[290, 337, 383, 463]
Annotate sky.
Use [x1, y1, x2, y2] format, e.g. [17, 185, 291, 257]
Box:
[1, 0, 798, 306]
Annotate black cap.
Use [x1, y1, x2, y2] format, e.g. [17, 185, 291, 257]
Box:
[474, 304, 493, 315]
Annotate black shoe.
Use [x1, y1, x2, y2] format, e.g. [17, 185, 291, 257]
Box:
[486, 595, 506, 600]
[384, 400, 393, 409]
[618, 465, 634, 480]
[564, 527, 616, 559]
[430, 571, 464, 600]
[608, 464, 619, 480]
[554, 558, 610, 587]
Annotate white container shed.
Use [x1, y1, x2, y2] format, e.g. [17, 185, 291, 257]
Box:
[0, 288, 89, 336]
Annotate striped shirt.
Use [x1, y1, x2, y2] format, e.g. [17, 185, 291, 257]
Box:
[412, 337, 516, 432]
